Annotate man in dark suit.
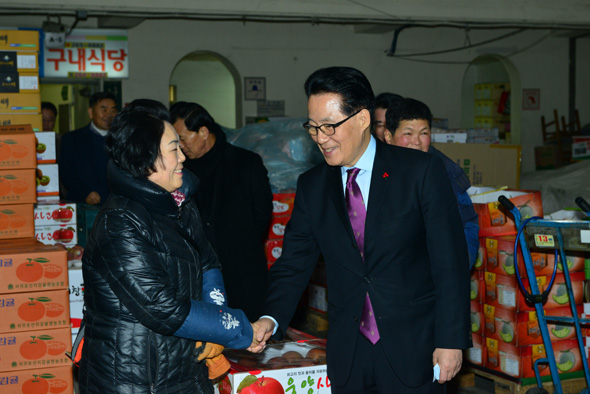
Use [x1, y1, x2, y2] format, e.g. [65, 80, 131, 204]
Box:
[170, 102, 273, 322]
[251, 67, 471, 393]
[59, 92, 118, 205]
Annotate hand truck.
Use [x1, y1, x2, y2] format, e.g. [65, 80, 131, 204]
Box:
[497, 195, 590, 394]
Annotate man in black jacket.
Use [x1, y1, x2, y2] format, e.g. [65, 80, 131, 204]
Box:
[171, 102, 273, 321]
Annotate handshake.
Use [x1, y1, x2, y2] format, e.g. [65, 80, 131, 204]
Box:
[248, 317, 277, 353]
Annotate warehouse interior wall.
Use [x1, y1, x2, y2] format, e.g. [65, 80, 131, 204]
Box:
[1, 11, 588, 174]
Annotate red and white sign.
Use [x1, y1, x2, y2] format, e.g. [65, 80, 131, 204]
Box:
[43, 29, 128, 78]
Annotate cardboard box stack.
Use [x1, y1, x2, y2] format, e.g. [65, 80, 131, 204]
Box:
[265, 192, 295, 269]
[474, 82, 511, 142]
[215, 332, 328, 394]
[466, 188, 588, 380]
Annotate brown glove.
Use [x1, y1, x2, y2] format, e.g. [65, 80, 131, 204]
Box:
[206, 354, 231, 379]
[195, 341, 225, 361]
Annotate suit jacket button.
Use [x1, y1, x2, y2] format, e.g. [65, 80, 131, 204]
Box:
[364, 276, 370, 284]
[353, 316, 358, 322]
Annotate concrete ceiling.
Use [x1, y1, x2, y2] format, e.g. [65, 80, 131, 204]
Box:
[0, 0, 589, 30]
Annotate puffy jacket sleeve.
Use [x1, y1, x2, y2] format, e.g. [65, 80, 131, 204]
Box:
[89, 210, 191, 335]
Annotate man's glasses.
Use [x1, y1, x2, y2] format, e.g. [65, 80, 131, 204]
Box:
[303, 109, 363, 136]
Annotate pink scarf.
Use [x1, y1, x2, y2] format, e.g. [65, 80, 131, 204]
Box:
[171, 190, 186, 207]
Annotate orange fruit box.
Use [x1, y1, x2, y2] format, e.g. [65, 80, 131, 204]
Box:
[0, 125, 37, 169]
[0, 327, 72, 373]
[0, 169, 37, 204]
[0, 203, 34, 240]
[0, 289, 71, 334]
[0, 365, 74, 394]
[0, 242, 68, 294]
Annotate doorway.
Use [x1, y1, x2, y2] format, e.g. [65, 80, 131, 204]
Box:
[461, 55, 522, 144]
[169, 51, 242, 129]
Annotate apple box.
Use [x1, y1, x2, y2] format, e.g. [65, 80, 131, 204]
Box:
[272, 192, 295, 216]
[0, 365, 74, 394]
[0, 203, 34, 240]
[0, 289, 70, 334]
[264, 239, 283, 264]
[465, 333, 484, 366]
[34, 131, 56, 164]
[0, 327, 72, 372]
[470, 301, 483, 336]
[36, 163, 59, 198]
[0, 125, 36, 169]
[35, 224, 77, 247]
[215, 339, 330, 394]
[34, 200, 76, 226]
[0, 241, 68, 294]
[0, 168, 37, 204]
[471, 190, 543, 237]
[267, 215, 290, 240]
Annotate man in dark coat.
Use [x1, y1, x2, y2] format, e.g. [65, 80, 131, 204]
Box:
[252, 67, 471, 393]
[170, 102, 273, 321]
[59, 92, 118, 205]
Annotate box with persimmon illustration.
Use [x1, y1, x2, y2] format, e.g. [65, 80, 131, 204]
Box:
[0, 125, 36, 169]
[471, 190, 543, 237]
[0, 289, 70, 334]
[0, 365, 74, 394]
[484, 271, 584, 312]
[0, 327, 71, 372]
[483, 303, 581, 346]
[0, 243, 67, 294]
[0, 169, 36, 204]
[0, 203, 34, 240]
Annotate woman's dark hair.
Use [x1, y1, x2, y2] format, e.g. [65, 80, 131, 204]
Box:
[169, 101, 222, 135]
[105, 99, 170, 178]
[385, 97, 433, 132]
[304, 66, 375, 126]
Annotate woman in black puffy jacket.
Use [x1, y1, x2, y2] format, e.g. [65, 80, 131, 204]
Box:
[79, 100, 255, 393]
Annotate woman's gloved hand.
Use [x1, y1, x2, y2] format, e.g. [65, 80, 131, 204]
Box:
[206, 354, 231, 379]
[196, 341, 225, 361]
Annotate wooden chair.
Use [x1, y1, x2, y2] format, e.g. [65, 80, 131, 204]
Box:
[541, 109, 571, 164]
[561, 109, 582, 135]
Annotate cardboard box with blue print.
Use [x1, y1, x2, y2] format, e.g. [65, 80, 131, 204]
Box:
[215, 339, 329, 394]
[0, 114, 42, 132]
[0, 93, 40, 114]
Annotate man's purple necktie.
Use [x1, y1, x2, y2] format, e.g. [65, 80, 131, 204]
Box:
[346, 168, 380, 344]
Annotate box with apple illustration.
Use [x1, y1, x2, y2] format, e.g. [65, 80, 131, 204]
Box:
[215, 339, 329, 394]
[0, 289, 70, 334]
[35, 224, 77, 247]
[483, 303, 581, 346]
[34, 200, 76, 226]
[0, 327, 71, 373]
[484, 235, 585, 278]
[471, 190, 543, 237]
[0, 365, 74, 394]
[34, 131, 56, 164]
[36, 163, 59, 198]
[464, 333, 484, 366]
[484, 271, 584, 312]
[0, 240, 68, 294]
[485, 337, 582, 378]
[272, 192, 296, 216]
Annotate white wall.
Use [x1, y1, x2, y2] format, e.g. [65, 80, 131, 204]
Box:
[121, 20, 589, 172]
